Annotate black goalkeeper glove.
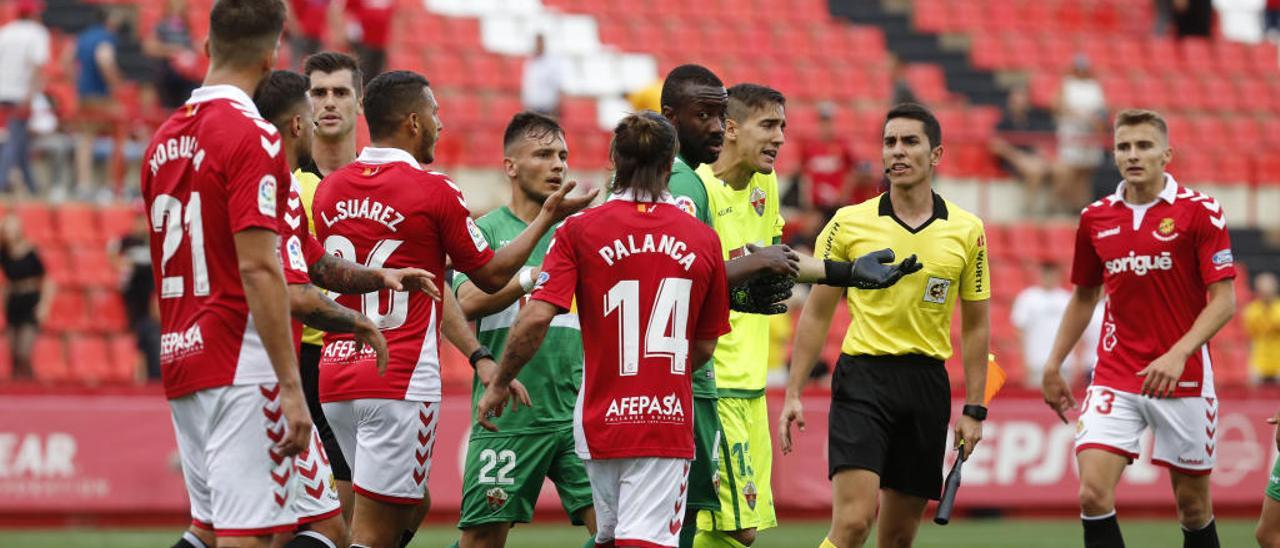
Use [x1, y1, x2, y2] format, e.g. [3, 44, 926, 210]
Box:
[821, 248, 923, 289]
[729, 273, 795, 315]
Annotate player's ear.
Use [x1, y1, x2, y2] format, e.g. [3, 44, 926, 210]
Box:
[1162, 144, 1173, 167]
[724, 117, 738, 142]
[660, 104, 676, 122]
[291, 114, 303, 140]
[503, 154, 518, 179]
[930, 144, 944, 167]
[406, 111, 420, 137]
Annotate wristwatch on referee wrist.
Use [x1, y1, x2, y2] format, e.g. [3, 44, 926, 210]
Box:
[468, 347, 494, 369]
[962, 404, 988, 421]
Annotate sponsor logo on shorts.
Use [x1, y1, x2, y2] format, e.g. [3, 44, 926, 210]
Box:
[1178, 457, 1205, 465]
[605, 393, 685, 425]
[922, 277, 951, 304]
[485, 487, 508, 511]
[160, 325, 205, 361]
[743, 480, 758, 510]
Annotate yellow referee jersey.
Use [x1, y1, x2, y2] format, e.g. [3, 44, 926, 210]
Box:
[295, 168, 326, 347]
[816, 192, 989, 360]
[694, 164, 785, 397]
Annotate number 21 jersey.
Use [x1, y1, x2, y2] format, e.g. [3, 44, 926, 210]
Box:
[312, 147, 494, 403]
[532, 193, 731, 460]
[140, 85, 291, 400]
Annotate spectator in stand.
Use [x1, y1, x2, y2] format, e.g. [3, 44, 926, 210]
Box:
[889, 56, 918, 106]
[69, 6, 125, 201]
[1013, 262, 1072, 387]
[111, 212, 159, 380]
[0, 216, 54, 380]
[991, 86, 1055, 217]
[520, 34, 567, 117]
[1267, 0, 1280, 39]
[288, 0, 333, 68]
[143, 0, 201, 110]
[341, 0, 392, 84]
[799, 102, 874, 219]
[1175, 0, 1216, 37]
[1052, 55, 1107, 216]
[1215, 0, 1267, 42]
[0, 0, 50, 197]
[1245, 272, 1280, 384]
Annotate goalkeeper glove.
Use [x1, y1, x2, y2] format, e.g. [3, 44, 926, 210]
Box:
[821, 248, 923, 289]
[729, 273, 794, 315]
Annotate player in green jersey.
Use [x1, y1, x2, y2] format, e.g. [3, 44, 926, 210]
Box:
[666, 77, 923, 548]
[451, 112, 595, 548]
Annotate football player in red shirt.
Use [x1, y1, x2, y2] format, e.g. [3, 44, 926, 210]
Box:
[476, 111, 732, 548]
[311, 70, 594, 548]
[143, 2, 310, 547]
[1041, 109, 1236, 548]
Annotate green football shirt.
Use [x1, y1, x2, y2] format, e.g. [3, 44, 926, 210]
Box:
[452, 207, 583, 437]
[668, 154, 719, 399]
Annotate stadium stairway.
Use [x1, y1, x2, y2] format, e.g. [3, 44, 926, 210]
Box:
[828, 0, 1005, 106]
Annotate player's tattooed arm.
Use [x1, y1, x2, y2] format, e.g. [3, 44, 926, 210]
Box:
[287, 284, 390, 374]
[476, 300, 556, 431]
[308, 254, 440, 299]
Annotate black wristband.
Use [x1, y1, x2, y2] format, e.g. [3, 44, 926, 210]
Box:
[468, 347, 494, 369]
[962, 404, 988, 421]
[820, 259, 850, 285]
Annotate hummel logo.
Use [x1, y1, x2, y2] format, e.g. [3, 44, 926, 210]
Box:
[261, 136, 281, 158]
[285, 213, 301, 230]
[1209, 215, 1226, 229]
[287, 196, 300, 210]
[1097, 227, 1121, 239]
[1201, 200, 1221, 213]
[252, 119, 279, 136]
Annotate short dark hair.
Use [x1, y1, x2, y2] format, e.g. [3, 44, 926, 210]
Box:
[885, 102, 942, 149]
[611, 111, 678, 202]
[503, 111, 564, 152]
[253, 70, 310, 127]
[208, 0, 286, 69]
[661, 64, 724, 110]
[726, 83, 786, 122]
[303, 52, 363, 95]
[1114, 109, 1169, 138]
[363, 71, 431, 141]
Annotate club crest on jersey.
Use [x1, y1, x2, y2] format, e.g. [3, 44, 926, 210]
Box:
[485, 487, 508, 511]
[750, 187, 767, 216]
[743, 480, 758, 510]
[1153, 217, 1179, 241]
[923, 277, 951, 304]
[675, 195, 697, 217]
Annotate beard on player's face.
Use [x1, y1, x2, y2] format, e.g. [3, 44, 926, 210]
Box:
[679, 130, 722, 166]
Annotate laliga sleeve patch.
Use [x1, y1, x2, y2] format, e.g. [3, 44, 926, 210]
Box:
[535, 271, 550, 289]
[258, 175, 278, 216]
[675, 196, 697, 217]
[466, 217, 489, 252]
[286, 235, 307, 271]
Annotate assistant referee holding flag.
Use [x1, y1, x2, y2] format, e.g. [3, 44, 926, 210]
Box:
[779, 103, 991, 548]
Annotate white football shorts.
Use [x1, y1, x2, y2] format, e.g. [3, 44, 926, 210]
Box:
[585, 457, 691, 548]
[1074, 385, 1219, 475]
[322, 399, 439, 504]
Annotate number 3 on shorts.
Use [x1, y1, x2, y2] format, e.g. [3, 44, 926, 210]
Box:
[478, 448, 517, 485]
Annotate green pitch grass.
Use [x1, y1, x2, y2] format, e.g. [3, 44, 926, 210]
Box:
[0, 519, 1259, 547]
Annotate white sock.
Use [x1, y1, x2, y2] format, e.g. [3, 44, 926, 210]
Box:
[182, 531, 208, 548]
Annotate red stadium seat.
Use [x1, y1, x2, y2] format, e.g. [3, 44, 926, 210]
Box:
[53, 203, 101, 245]
[108, 334, 141, 383]
[44, 290, 88, 333]
[14, 203, 55, 245]
[87, 290, 129, 334]
[32, 334, 68, 382]
[0, 336, 10, 380]
[98, 204, 139, 241]
[71, 246, 118, 289]
[67, 334, 111, 384]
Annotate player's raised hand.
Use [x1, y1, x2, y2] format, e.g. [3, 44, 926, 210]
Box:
[352, 317, 389, 375]
[1136, 349, 1187, 398]
[379, 268, 440, 301]
[276, 384, 313, 456]
[1041, 368, 1076, 423]
[1267, 410, 1280, 451]
[744, 243, 800, 278]
[541, 180, 600, 223]
[476, 383, 511, 432]
[778, 395, 806, 454]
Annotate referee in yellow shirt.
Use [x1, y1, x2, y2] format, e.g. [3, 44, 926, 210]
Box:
[779, 103, 990, 548]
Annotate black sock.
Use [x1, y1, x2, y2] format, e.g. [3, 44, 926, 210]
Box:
[171, 532, 208, 548]
[1183, 519, 1219, 548]
[1082, 511, 1125, 548]
[285, 531, 335, 548]
[399, 529, 415, 548]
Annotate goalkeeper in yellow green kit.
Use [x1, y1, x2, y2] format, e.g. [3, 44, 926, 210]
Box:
[664, 76, 921, 548]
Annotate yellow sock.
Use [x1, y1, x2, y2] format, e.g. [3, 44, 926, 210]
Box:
[820, 537, 839, 548]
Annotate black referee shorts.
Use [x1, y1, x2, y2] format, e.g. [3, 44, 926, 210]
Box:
[299, 342, 352, 482]
[828, 353, 951, 500]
